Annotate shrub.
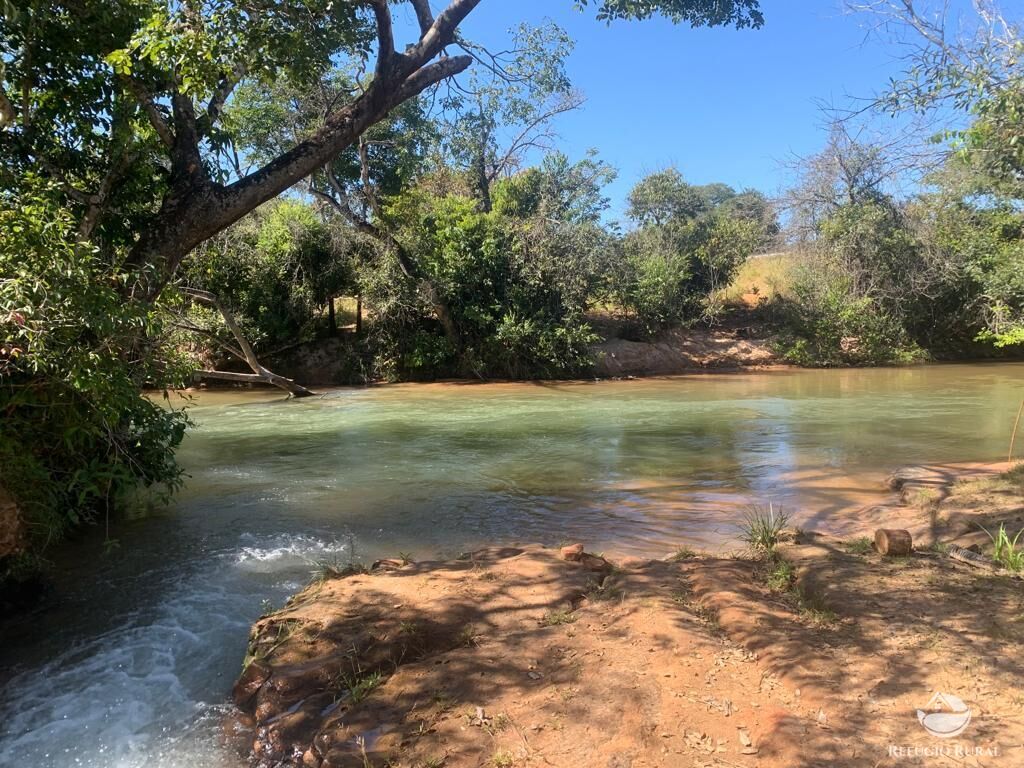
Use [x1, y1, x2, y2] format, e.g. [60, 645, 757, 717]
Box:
[0, 185, 191, 558]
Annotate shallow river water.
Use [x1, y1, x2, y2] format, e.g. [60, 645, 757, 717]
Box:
[2, 364, 1024, 767]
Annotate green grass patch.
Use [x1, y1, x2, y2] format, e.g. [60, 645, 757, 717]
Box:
[843, 537, 875, 555]
[540, 609, 577, 627]
[984, 524, 1024, 572]
[764, 557, 796, 592]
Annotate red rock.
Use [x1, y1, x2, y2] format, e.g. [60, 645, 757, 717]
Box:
[232, 659, 270, 708]
[560, 543, 585, 561]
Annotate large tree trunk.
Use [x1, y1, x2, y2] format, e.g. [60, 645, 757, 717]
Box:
[125, 2, 483, 300]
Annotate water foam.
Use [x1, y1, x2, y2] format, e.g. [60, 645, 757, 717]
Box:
[0, 533, 358, 768]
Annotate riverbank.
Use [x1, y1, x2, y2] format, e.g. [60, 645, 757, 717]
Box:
[232, 462, 1024, 768]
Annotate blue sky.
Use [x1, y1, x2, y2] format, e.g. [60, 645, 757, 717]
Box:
[425, 1, 912, 215]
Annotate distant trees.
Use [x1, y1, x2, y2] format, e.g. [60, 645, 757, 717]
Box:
[774, 1, 1024, 365]
[615, 169, 775, 333]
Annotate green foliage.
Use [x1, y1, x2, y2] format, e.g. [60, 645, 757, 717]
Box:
[378, 183, 603, 380]
[576, 0, 763, 27]
[778, 257, 924, 367]
[0, 184, 191, 547]
[186, 199, 356, 353]
[764, 556, 795, 591]
[616, 170, 767, 333]
[983, 524, 1024, 572]
[738, 503, 788, 556]
[359, 154, 620, 381]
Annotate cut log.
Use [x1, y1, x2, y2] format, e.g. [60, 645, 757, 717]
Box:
[875, 528, 913, 556]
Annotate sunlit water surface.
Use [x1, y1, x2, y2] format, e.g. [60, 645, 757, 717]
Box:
[3, 364, 1024, 766]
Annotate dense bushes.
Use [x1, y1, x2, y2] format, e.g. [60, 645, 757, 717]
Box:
[613, 170, 770, 333]
[0, 186, 191, 560]
[775, 130, 1024, 366]
[184, 200, 358, 356]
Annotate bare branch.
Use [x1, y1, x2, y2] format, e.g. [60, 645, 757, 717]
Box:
[206, 61, 246, 129]
[370, 0, 396, 77]
[490, 91, 585, 181]
[123, 77, 175, 148]
[181, 287, 315, 397]
[410, 0, 435, 35]
[410, 0, 485, 63]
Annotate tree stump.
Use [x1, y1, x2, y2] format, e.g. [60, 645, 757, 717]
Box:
[875, 528, 913, 556]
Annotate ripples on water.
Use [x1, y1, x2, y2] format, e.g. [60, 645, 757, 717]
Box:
[3, 365, 1024, 766]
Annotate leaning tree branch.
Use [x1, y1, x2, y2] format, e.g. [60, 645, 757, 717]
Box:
[123, 76, 175, 148]
[181, 287, 315, 397]
[206, 61, 246, 130]
[127, 0, 479, 294]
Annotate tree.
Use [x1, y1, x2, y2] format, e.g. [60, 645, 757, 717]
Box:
[1, 0, 765, 301]
[617, 169, 766, 332]
[442, 21, 583, 213]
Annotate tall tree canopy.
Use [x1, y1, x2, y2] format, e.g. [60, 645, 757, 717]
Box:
[0, 0, 764, 298]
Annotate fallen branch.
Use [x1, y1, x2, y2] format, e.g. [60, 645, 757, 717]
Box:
[946, 544, 999, 573]
[181, 287, 315, 398]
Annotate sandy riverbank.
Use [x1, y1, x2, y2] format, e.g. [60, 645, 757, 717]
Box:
[229, 463, 1024, 768]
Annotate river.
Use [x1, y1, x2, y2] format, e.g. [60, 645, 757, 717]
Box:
[2, 364, 1023, 767]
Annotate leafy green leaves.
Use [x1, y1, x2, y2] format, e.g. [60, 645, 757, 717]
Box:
[1, 183, 191, 544]
[575, 0, 763, 27]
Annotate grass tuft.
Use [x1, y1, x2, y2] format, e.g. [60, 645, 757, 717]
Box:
[540, 609, 577, 627]
[843, 537, 874, 555]
[983, 523, 1024, 572]
[670, 546, 698, 561]
[764, 557, 795, 592]
[739, 503, 789, 556]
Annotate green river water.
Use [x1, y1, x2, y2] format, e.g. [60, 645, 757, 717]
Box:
[2, 363, 1023, 767]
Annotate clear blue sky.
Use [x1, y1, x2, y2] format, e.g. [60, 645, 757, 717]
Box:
[429, 1, 910, 215]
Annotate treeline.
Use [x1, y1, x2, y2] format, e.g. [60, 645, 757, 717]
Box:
[184, 158, 776, 382]
[775, 126, 1024, 366]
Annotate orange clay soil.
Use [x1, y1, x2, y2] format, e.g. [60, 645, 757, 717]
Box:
[230, 466, 1024, 768]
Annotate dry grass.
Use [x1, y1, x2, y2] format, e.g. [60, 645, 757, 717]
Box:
[718, 252, 797, 307]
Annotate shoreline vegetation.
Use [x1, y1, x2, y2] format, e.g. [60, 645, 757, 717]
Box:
[231, 462, 1024, 768]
